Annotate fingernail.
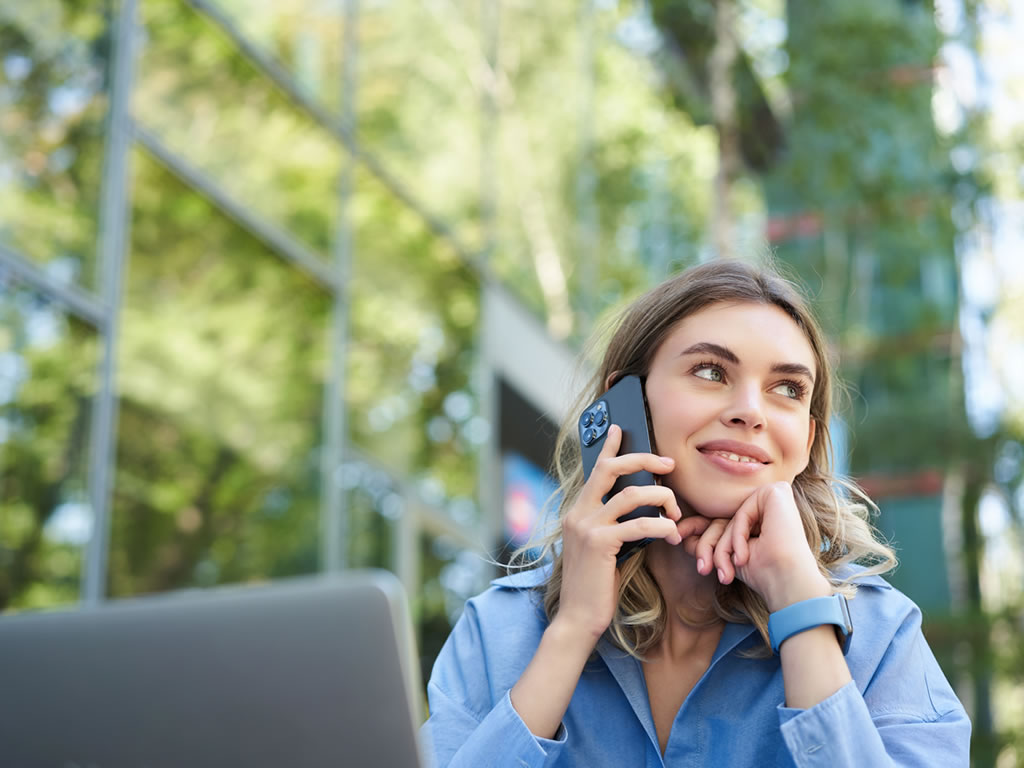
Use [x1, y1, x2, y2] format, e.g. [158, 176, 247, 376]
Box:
[718, 569, 725, 583]
[697, 558, 705, 572]
[660, 456, 674, 465]
[672, 534, 682, 545]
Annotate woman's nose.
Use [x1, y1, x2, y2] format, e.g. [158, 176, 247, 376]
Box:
[720, 385, 766, 430]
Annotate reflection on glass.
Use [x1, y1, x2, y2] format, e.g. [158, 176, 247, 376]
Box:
[585, 8, 711, 313]
[107, 149, 331, 597]
[0, 276, 97, 611]
[134, 0, 342, 258]
[0, 2, 109, 289]
[339, 458, 398, 570]
[416, 531, 489, 689]
[493, 5, 714, 339]
[493, 0, 582, 336]
[348, 168, 482, 517]
[206, 0, 347, 116]
[358, 0, 482, 248]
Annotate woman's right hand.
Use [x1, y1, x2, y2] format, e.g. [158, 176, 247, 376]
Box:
[553, 424, 708, 643]
[509, 425, 710, 739]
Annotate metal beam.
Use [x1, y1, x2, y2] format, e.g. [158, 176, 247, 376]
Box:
[576, 0, 599, 327]
[477, 0, 502, 573]
[82, 0, 138, 605]
[184, 0, 483, 274]
[0, 244, 105, 328]
[133, 124, 339, 292]
[321, 0, 359, 573]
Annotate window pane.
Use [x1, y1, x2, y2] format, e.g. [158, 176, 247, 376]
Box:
[0, 277, 97, 611]
[0, 2, 109, 289]
[585, 10, 713, 309]
[134, 0, 343, 258]
[205, 0, 348, 116]
[417, 531, 489, 688]
[340, 458, 398, 571]
[107, 149, 331, 597]
[492, 1, 583, 334]
[348, 168, 482, 523]
[358, 0, 482, 249]
[493, 5, 717, 338]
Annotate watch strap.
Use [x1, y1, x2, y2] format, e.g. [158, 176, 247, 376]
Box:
[768, 593, 852, 655]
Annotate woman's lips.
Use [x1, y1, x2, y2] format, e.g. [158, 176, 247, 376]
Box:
[698, 449, 769, 475]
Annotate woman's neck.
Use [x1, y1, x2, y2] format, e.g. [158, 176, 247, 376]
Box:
[644, 539, 725, 663]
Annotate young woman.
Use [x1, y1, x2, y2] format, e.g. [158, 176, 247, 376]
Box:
[422, 260, 970, 767]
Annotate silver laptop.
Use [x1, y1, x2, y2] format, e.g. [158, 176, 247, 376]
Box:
[0, 570, 426, 768]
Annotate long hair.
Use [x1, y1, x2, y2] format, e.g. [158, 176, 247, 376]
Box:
[514, 259, 896, 658]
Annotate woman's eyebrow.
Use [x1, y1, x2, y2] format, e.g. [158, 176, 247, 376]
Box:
[680, 342, 815, 383]
[771, 362, 816, 383]
[680, 342, 740, 364]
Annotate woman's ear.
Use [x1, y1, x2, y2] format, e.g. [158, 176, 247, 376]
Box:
[604, 371, 622, 392]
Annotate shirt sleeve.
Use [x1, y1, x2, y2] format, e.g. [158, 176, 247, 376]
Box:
[776, 601, 971, 767]
[420, 598, 568, 768]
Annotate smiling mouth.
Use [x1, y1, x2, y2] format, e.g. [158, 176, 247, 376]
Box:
[701, 449, 767, 465]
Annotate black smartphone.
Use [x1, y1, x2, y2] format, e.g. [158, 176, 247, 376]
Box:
[578, 374, 662, 564]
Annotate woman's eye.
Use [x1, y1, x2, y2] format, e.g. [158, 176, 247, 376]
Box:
[694, 365, 724, 383]
[771, 382, 803, 399]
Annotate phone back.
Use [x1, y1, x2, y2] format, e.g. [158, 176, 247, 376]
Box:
[579, 375, 661, 548]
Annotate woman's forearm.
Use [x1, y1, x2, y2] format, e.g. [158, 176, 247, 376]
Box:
[778, 623, 852, 709]
[509, 618, 597, 739]
[770, 574, 853, 709]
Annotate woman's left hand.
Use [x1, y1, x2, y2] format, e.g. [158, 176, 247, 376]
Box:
[705, 481, 832, 612]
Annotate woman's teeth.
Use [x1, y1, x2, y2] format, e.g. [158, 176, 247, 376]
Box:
[710, 451, 760, 464]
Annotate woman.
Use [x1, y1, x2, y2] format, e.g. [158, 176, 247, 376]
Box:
[422, 260, 970, 767]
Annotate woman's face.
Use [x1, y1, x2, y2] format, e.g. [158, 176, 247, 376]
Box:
[642, 301, 818, 519]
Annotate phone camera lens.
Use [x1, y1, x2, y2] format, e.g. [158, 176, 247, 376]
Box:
[582, 412, 594, 427]
[582, 428, 594, 445]
[595, 410, 607, 426]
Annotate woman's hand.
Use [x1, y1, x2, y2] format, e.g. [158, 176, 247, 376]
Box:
[555, 425, 711, 642]
[706, 481, 832, 612]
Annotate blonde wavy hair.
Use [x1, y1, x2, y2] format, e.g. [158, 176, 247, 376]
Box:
[513, 259, 897, 658]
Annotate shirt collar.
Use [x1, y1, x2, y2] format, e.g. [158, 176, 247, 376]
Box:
[832, 563, 893, 589]
[595, 620, 760, 755]
[490, 564, 552, 589]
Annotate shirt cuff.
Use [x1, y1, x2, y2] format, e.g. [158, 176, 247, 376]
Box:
[777, 680, 884, 766]
[479, 690, 568, 767]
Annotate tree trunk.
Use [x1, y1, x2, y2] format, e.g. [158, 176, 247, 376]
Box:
[960, 453, 995, 765]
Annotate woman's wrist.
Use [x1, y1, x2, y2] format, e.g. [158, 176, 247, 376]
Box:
[763, 567, 833, 613]
[510, 615, 598, 739]
[547, 614, 605, 654]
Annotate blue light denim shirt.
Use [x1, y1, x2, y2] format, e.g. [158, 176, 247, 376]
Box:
[421, 565, 970, 767]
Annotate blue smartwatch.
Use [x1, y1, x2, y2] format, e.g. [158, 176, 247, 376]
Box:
[768, 594, 852, 655]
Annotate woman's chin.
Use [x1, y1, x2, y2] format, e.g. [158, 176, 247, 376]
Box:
[680, 492, 749, 520]
[671, 476, 760, 520]
[690, 506, 738, 520]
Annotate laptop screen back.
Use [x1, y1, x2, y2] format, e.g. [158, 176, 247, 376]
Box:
[0, 571, 425, 768]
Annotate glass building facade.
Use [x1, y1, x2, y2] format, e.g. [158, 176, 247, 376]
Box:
[1, 0, 719, 681]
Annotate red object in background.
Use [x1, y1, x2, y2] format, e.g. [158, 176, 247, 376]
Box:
[858, 469, 945, 499]
[505, 487, 536, 546]
[765, 211, 824, 243]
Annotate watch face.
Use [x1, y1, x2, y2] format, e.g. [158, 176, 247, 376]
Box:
[835, 594, 851, 633]
[837, 594, 853, 655]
